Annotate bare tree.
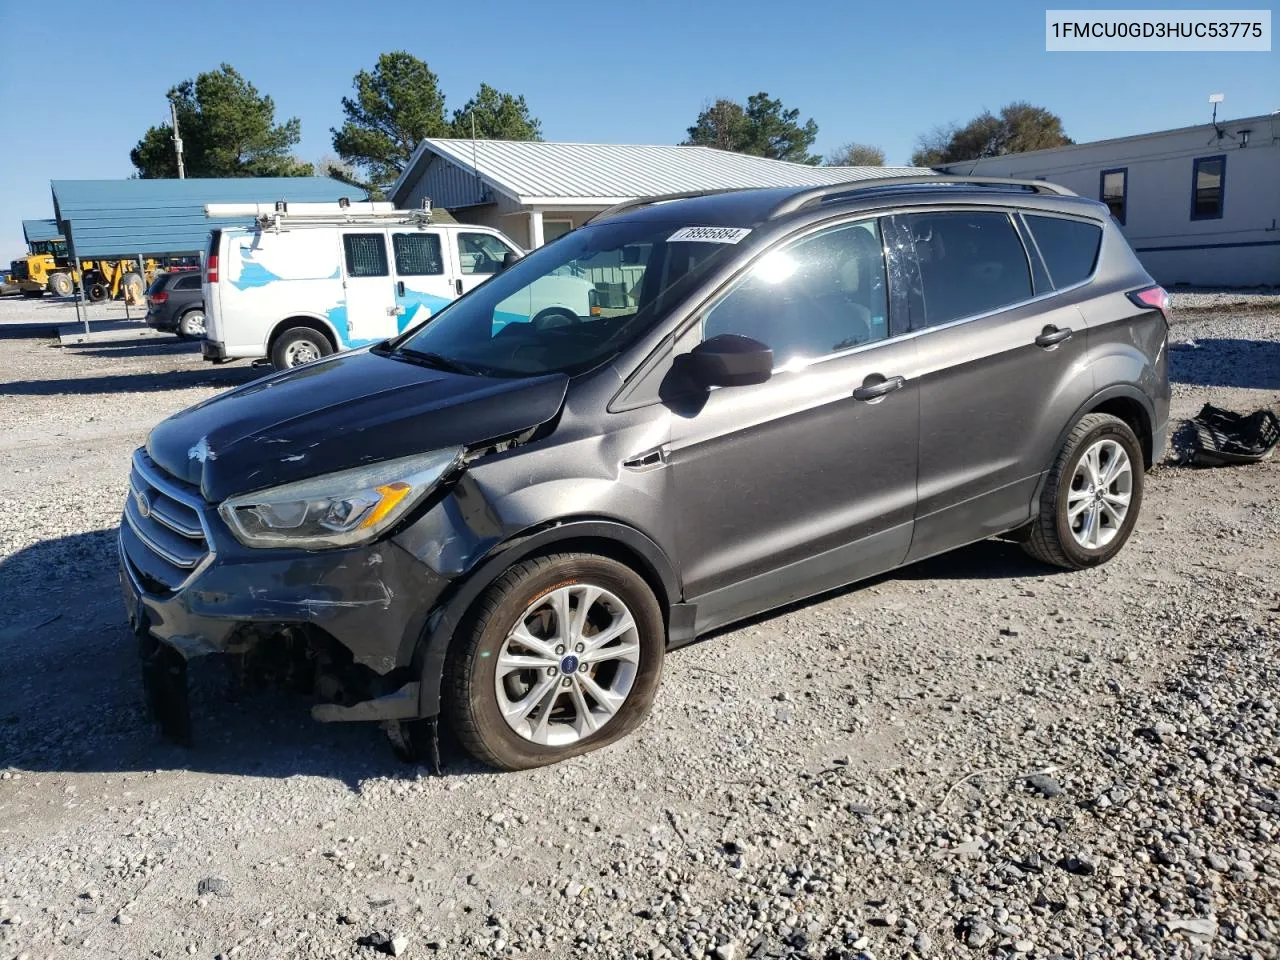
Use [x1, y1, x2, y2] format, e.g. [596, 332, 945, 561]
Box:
[825, 142, 886, 167]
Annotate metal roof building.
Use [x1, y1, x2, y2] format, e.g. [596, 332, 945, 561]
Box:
[22, 219, 63, 244]
[390, 139, 932, 248]
[50, 177, 367, 259]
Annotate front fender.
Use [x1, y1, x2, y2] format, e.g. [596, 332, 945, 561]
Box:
[399, 511, 680, 719]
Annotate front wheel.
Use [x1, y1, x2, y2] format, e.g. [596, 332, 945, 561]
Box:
[270, 326, 332, 369]
[47, 272, 73, 298]
[1023, 413, 1144, 569]
[429, 553, 666, 770]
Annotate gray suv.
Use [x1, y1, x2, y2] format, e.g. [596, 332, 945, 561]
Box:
[120, 177, 1170, 770]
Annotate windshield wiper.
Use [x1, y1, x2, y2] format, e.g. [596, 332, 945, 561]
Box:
[395, 348, 486, 377]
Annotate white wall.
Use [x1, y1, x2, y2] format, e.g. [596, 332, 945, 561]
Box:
[941, 115, 1280, 287]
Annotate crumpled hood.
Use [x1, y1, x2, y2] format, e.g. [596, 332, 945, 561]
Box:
[147, 350, 568, 502]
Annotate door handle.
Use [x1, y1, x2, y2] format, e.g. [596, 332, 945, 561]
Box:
[1035, 325, 1073, 348]
[852, 375, 905, 402]
[396, 280, 405, 297]
[455, 278, 464, 296]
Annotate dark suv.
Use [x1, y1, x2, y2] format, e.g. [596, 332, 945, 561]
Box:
[145, 270, 205, 338]
[120, 177, 1170, 769]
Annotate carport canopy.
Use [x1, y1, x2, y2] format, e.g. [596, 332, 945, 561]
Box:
[50, 177, 368, 259]
[22, 219, 63, 244]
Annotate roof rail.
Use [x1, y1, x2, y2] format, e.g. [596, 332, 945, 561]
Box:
[767, 176, 1076, 218]
[204, 198, 433, 230]
[586, 188, 754, 225]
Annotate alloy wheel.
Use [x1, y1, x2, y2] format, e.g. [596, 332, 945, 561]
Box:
[494, 583, 640, 746]
[1067, 438, 1132, 549]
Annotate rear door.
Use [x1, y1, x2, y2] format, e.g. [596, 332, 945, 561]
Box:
[390, 229, 454, 330]
[339, 230, 397, 344]
[900, 208, 1093, 561]
[455, 230, 520, 296]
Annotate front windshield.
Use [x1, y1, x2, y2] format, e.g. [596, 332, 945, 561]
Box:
[394, 219, 741, 377]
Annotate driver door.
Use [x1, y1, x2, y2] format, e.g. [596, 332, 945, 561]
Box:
[667, 217, 921, 633]
[455, 231, 520, 296]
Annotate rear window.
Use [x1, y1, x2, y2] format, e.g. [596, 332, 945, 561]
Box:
[903, 211, 1033, 328]
[1025, 215, 1102, 289]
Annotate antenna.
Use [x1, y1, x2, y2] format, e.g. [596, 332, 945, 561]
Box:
[1207, 94, 1233, 144]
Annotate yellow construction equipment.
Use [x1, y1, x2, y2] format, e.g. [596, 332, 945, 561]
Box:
[10, 241, 157, 303]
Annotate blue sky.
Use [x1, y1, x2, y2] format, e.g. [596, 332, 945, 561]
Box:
[0, 0, 1275, 259]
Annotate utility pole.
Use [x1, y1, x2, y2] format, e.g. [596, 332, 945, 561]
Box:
[170, 97, 186, 179]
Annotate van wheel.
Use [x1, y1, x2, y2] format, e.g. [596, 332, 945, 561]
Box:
[177, 309, 206, 339]
[271, 327, 332, 369]
[1023, 413, 1144, 570]
[421, 553, 665, 771]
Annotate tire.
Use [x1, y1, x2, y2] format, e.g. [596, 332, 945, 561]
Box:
[426, 553, 666, 770]
[47, 273, 73, 297]
[122, 272, 144, 304]
[532, 307, 579, 330]
[177, 308, 206, 339]
[86, 282, 108, 302]
[1023, 413, 1144, 570]
[270, 326, 332, 369]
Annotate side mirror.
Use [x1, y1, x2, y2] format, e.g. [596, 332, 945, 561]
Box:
[680, 334, 773, 388]
[501, 250, 521, 270]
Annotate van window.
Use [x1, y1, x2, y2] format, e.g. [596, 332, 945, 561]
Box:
[902, 211, 1032, 328]
[458, 233, 512, 275]
[393, 233, 443, 276]
[343, 234, 389, 277]
[703, 219, 889, 366]
[1024, 215, 1102, 289]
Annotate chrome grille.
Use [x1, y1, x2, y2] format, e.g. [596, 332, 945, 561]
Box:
[120, 449, 213, 594]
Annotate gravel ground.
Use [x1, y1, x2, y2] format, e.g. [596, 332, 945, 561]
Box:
[1, 294, 1277, 960]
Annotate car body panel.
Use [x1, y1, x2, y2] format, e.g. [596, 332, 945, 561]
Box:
[121, 180, 1171, 738]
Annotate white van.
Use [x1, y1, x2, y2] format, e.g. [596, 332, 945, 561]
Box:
[201, 202, 592, 369]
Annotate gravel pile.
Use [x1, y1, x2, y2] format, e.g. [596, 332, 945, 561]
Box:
[1, 299, 1277, 959]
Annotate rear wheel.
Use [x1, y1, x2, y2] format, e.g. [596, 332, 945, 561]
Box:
[122, 272, 144, 304]
[177, 309, 206, 339]
[270, 326, 332, 369]
[86, 282, 108, 302]
[47, 272, 73, 298]
[424, 553, 666, 770]
[1023, 413, 1144, 569]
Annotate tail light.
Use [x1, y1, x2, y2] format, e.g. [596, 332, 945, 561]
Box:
[206, 254, 219, 284]
[1127, 285, 1169, 315]
[150, 291, 168, 304]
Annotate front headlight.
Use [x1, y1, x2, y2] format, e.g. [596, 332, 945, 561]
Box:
[218, 448, 461, 549]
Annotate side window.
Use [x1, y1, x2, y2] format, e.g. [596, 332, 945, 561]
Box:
[458, 232, 513, 275]
[1191, 155, 1225, 220]
[703, 219, 889, 367]
[902, 211, 1032, 328]
[175, 274, 202, 290]
[343, 233, 388, 277]
[1024, 215, 1102, 289]
[1100, 168, 1127, 224]
[392, 232, 443, 275]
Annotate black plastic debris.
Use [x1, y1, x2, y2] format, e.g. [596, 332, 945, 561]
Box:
[1187, 403, 1280, 467]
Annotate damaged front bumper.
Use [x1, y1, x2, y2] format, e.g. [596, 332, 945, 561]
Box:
[119, 497, 453, 742]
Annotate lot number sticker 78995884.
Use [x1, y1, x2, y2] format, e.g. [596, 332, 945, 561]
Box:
[667, 226, 752, 244]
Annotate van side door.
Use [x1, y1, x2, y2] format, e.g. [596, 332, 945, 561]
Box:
[390, 228, 454, 331]
[338, 230, 398, 345]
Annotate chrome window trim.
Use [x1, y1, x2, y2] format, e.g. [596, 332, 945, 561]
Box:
[686, 203, 1107, 377]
